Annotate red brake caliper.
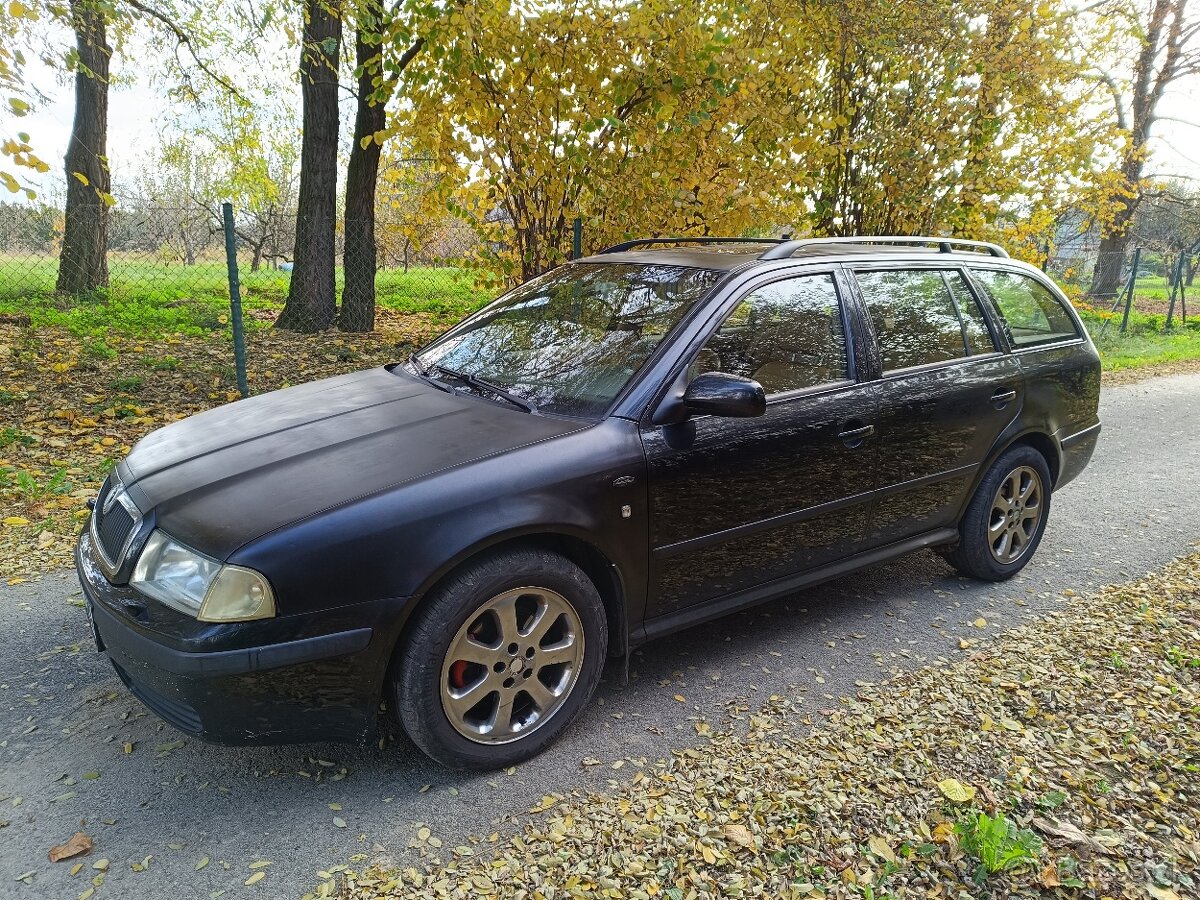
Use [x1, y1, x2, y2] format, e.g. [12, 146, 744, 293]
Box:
[449, 659, 469, 690]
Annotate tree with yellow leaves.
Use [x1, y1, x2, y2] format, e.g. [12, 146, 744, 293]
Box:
[393, 0, 1116, 281]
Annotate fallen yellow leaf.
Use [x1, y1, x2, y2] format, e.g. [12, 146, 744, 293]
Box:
[723, 823, 755, 850]
[937, 778, 976, 803]
[867, 834, 896, 864]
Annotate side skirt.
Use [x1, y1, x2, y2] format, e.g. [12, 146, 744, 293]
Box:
[635, 527, 958, 645]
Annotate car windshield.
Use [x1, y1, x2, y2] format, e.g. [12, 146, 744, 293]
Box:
[414, 263, 721, 417]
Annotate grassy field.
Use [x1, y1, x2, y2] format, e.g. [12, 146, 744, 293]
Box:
[1087, 321, 1200, 371]
[0, 254, 492, 339]
[1077, 277, 1200, 372]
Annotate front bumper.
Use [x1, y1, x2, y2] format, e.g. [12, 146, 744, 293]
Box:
[76, 532, 409, 745]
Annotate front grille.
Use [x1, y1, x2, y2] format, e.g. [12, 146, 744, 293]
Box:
[93, 475, 139, 567]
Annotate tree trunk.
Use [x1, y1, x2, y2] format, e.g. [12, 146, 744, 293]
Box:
[250, 242, 263, 272]
[339, 21, 386, 332]
[276, 0, 341, 332]
[1090, 157, 1142, 300]
[1090, 0, 1188, 301]
[1091, 229, 1130, 300]
[57, 0, 111, 295]
[1186, 256, 1195, 288]
[181, 225, 196, 265]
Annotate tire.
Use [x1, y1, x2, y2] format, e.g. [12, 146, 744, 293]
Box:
[392, 548, 608, 769]
[946, 445, 1052, 581]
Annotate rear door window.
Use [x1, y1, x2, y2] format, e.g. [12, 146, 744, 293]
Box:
[854, 269, 973, 372]
[969, 268, 1079, 347]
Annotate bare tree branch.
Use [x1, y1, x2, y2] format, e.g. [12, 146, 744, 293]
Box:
[1092, 69, 1130, 130]
[122, 0, 245, 99]
[1151, 113, 1200, 129]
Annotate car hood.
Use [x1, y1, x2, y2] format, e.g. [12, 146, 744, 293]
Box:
[119, 367, 589, 559]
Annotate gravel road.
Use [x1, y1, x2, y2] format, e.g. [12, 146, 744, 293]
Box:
[2, 373, 1198, 900]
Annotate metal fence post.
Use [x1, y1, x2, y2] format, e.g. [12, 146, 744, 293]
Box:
[572, 217, 582, 260]
[1119, 247, 1140, 335]
[1166, 251, 1187, 329]
[221, 202, 250, 398]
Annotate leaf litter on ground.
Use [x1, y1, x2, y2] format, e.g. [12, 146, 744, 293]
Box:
[331, 554, 1200, 899]
[0, 318, 439, 583]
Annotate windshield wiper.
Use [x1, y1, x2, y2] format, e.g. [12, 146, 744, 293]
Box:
[433, 365, 539, 415]
[407, 353, 453, 393]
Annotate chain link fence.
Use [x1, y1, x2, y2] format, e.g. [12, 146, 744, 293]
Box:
[0, 201, 494, 393]
[1046, 247, 1197, 336]
[2, 198, 1198, 392]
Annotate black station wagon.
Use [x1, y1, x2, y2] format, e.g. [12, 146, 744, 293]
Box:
[76, 236, 1101, 768]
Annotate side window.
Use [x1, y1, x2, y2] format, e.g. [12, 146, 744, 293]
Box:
[970, 269, 1080, 347]
[944, 271, 996, 355]
[855, 269, 969, 372]
[690, 274, 848, 395]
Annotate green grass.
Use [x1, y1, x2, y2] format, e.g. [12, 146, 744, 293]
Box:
[1132, 275, 1170, 301]
[0, 254, 491, 339]
[4, 253, 1199, 376]
[1079, 306, 1200, 371]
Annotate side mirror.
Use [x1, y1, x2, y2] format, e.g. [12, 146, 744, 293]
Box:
[683, 372, 766, 418]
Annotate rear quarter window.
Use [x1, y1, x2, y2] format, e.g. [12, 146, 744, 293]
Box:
[970, 269, 1079, 348]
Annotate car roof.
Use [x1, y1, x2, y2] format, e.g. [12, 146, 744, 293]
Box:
[572, 237, 1014, 272]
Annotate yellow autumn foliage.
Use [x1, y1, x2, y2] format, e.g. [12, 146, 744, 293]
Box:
[391, 0, 1119, 281]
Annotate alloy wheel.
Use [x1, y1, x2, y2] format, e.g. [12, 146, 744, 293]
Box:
[440, 587, 585, 744]
[988, 465, 1043, 564]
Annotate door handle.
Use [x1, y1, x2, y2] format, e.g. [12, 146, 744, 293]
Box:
[990, 388, 1017, 408]
[837, 423, 875, 448]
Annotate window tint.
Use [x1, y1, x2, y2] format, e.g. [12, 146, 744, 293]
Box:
[855, 270, 968, 371]
[970, 269, 1079, 347]
[944, 271, 996, 354]
[690, 274, 848, 394]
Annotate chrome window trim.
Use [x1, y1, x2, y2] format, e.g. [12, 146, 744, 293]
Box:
[1008, 337, 1086, 355]
[877, 350, 1006, 381]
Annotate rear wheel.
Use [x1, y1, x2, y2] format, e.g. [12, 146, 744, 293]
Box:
[392, 548, 607, 769]
[947, 445, 1051, 581]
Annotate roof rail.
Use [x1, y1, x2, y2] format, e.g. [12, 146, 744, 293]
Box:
[758, 236, 1009, 260]
[599, 237, 785, 254]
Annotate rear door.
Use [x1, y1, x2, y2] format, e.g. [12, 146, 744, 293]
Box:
[849, 265, 1022, 547]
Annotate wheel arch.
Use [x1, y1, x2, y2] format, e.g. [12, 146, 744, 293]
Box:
[398, 529, 629, 665]
[984, 427, 1061, 489]
[954, 427, 1061, 530]
[1004, 431, 1060, 487]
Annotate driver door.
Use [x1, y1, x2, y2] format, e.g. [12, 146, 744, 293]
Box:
[640, 270, 880, 620]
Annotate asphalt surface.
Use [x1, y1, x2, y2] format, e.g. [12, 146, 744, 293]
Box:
[3, 373, 1199, 900]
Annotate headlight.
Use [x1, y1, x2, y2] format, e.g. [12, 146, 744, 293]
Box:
[130, 530, 276, 622]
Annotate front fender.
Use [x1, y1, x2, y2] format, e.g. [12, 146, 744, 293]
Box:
[229, 419, 649, 622]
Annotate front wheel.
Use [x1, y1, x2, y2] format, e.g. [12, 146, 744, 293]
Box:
[946, 445, 1052, 581]
[392, 548, 607, 769]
